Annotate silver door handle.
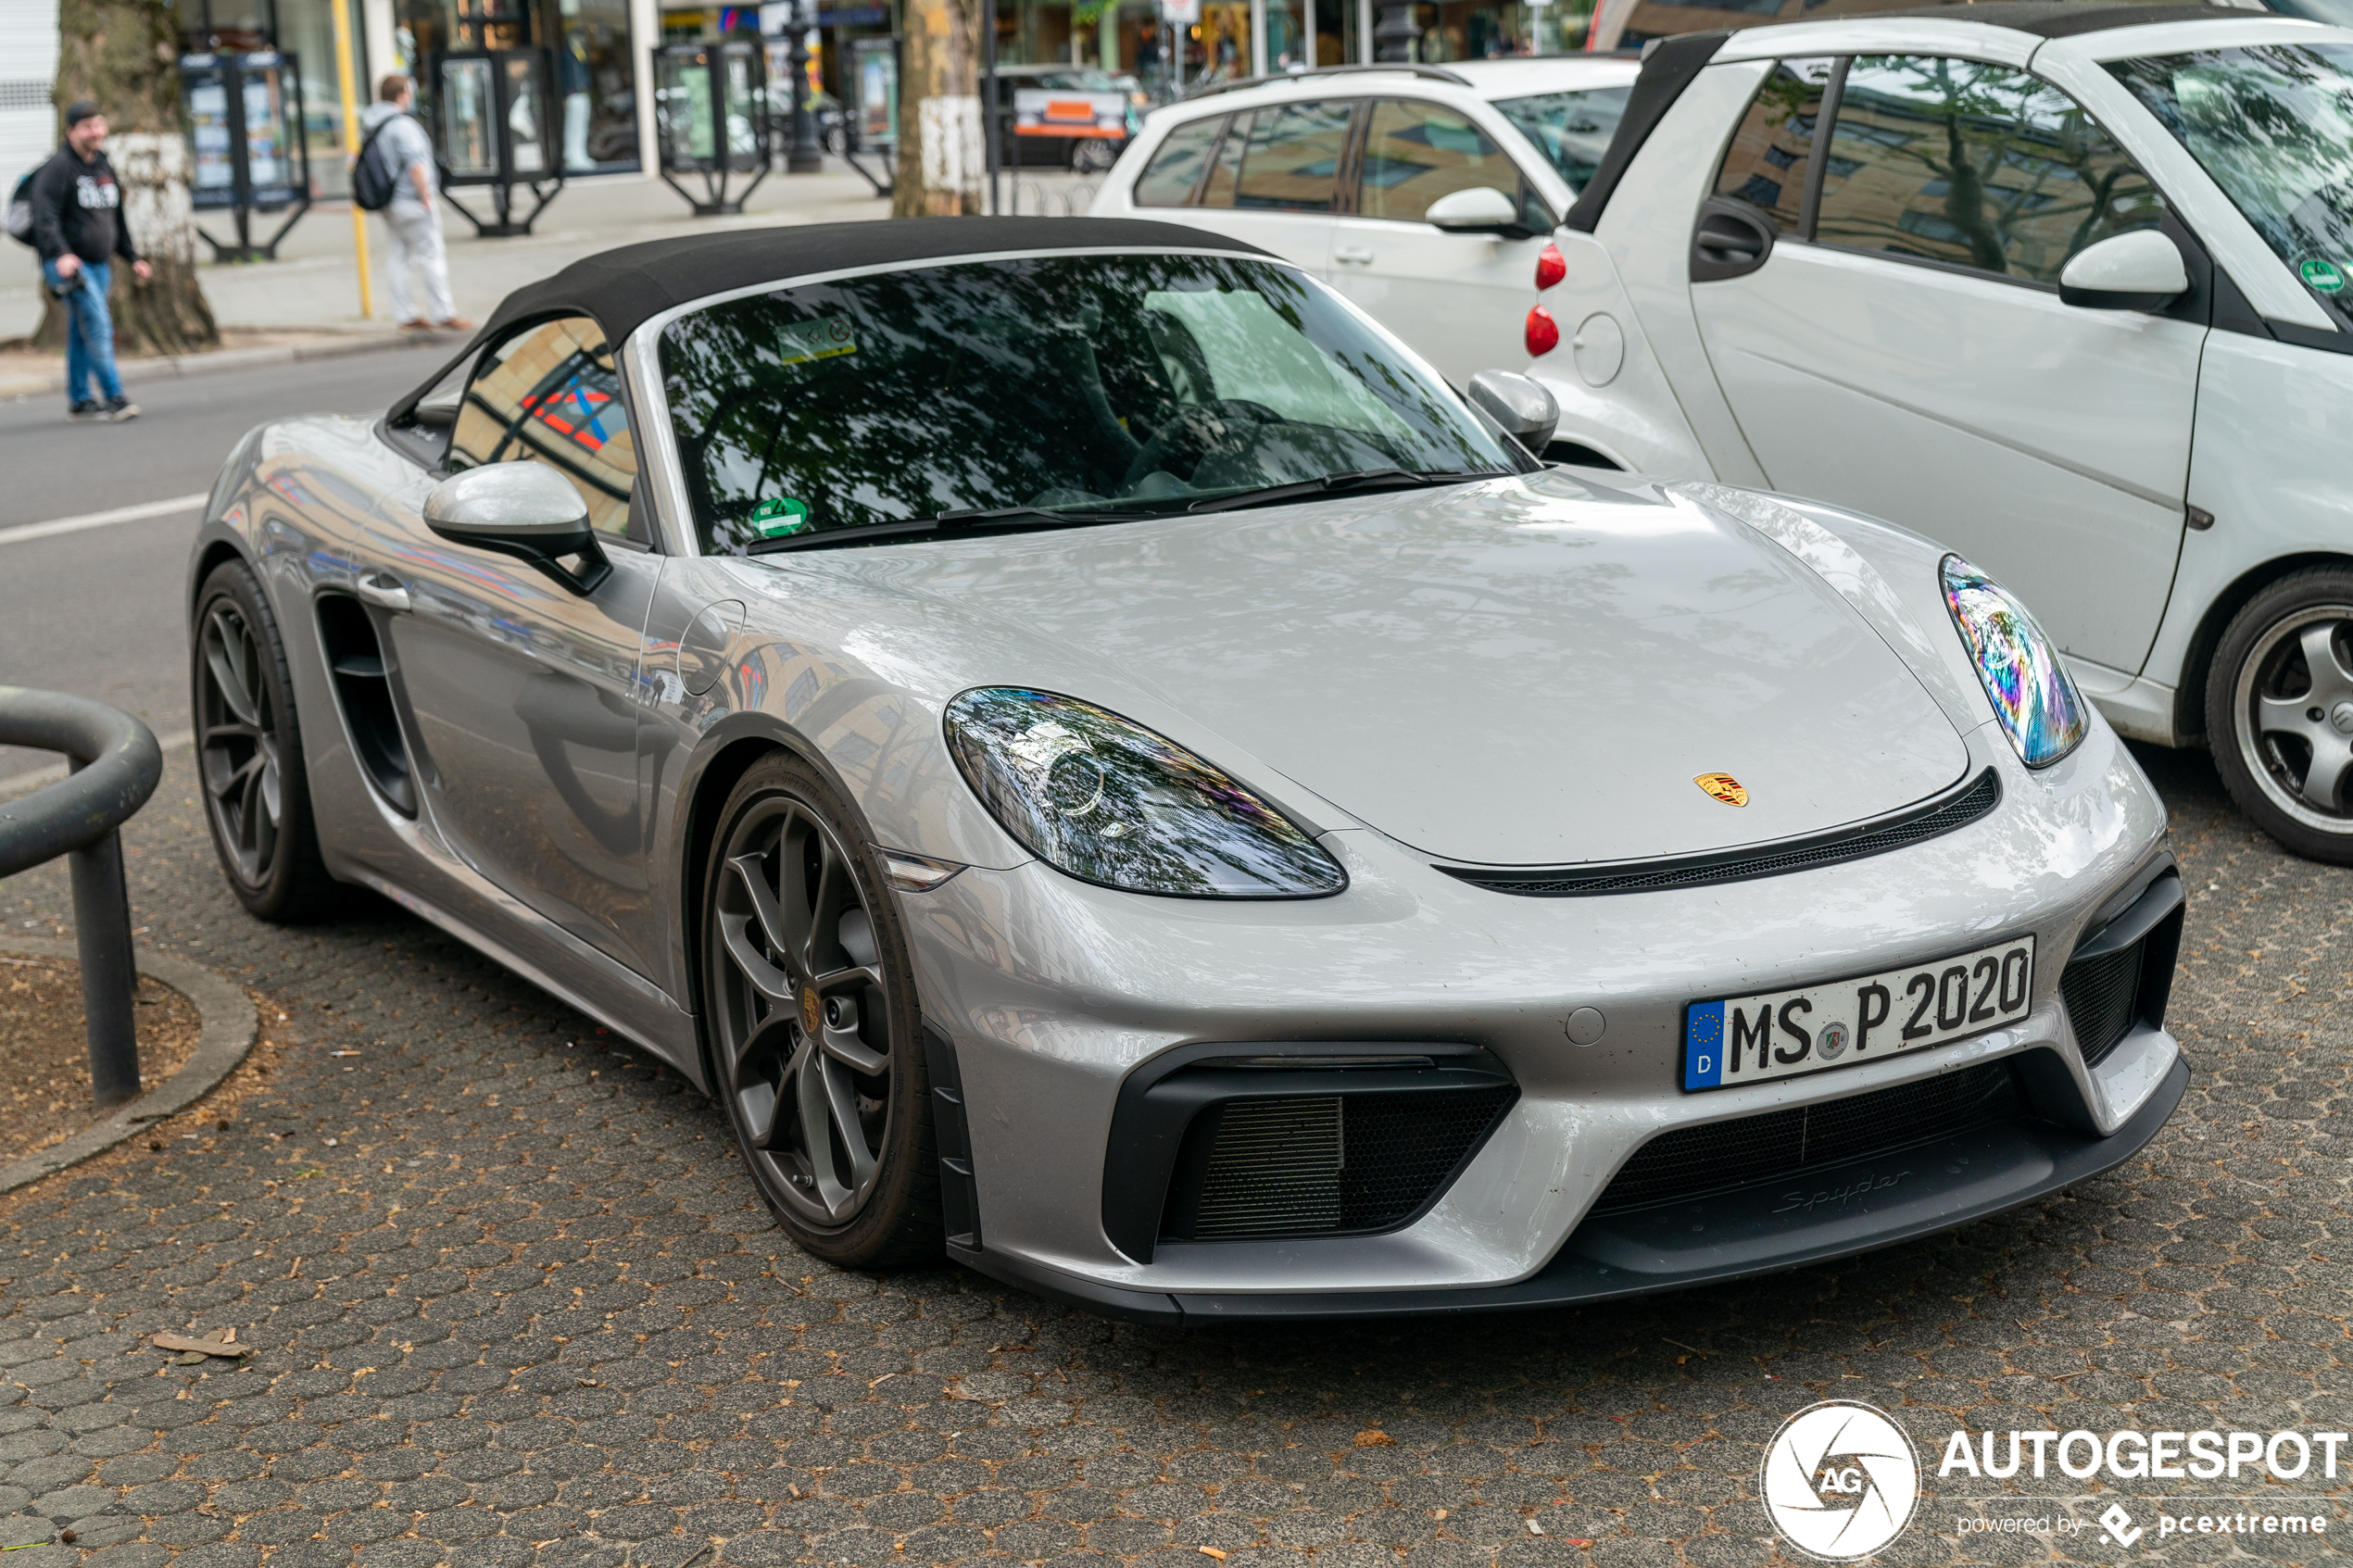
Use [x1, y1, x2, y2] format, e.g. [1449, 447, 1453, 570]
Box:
[1335, 246, 1375, 265]
[357, 574, 411, 613]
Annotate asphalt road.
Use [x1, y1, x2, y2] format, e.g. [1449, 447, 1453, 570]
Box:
[0, 345, 445, 786]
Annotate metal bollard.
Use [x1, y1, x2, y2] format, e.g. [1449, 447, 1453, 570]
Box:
[0, 687, 162, 1110]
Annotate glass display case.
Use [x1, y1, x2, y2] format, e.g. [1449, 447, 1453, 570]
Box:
[653, 39, 770, 213]
[432, 46, 565, 233]
[177, 49, 312, 259]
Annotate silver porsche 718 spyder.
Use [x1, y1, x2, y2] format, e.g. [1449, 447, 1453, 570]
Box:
[188, 218, 2186, 1322]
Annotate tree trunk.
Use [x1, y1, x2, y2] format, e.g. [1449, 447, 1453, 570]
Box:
[893, 0, 983, 218]
[48, 0, 220, 357]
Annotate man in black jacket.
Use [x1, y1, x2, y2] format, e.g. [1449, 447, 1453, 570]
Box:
[31, 101, 153, 422]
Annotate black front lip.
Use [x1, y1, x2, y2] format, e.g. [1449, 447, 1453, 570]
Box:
[950, 1054, 2187, 1325]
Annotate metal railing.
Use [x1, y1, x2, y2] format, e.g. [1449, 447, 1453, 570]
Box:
[0, 689, 162, 1109]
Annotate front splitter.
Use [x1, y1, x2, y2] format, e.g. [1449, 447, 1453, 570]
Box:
[950, 1056, 2188, 1325]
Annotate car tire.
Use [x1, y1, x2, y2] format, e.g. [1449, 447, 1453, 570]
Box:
[1071, 139, 1117, 174]
[701, 750, 942, 1268]
[2206, 566, 2353, 865]
[191, 558, 341, 922]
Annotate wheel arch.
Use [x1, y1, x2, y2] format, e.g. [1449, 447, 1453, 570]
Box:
[2173, 550, 2353, 745]
[187, 534, 255, 617]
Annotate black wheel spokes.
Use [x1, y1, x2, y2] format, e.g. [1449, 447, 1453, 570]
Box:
[199, 605, 281, 883]
[713, 797, 895, 1226]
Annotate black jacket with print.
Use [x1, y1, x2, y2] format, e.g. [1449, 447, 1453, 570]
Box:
[29, 145, 137, 267]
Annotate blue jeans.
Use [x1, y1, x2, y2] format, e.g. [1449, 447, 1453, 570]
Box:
[43, 258, 120, 407]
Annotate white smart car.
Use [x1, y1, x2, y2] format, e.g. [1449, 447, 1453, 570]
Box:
[1529, 2, 2353, 863]
[1090, 57, 1640, 385]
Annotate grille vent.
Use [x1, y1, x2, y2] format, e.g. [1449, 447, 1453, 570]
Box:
[2061, 940, 2147, 1068]
[1441, 769, 2000, 897]
[1176, 1086, 1515, 1242]
[1590, 1061, 2020, 1215]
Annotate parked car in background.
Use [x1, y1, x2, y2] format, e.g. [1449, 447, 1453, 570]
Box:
[1587, 0, 2353, 52]
[992, 64, 1139, 172]
[1090, 58, 1638, 384]
[1528, 3, 2353, 864]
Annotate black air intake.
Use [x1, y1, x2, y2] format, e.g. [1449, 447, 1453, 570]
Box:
[1590, 1060, 2022, 1215]
[2060, 872, 2183, 1069]
[1172, 1085, 1517, 1242]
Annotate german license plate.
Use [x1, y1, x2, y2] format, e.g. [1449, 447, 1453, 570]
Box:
[1681, 935, 2034, 1092]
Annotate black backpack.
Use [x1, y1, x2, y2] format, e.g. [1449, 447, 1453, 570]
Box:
[5, 169, 37, 247]
[351, 115, 406, 211]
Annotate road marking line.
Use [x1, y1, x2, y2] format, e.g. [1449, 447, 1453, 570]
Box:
[0, 494, 208, 546]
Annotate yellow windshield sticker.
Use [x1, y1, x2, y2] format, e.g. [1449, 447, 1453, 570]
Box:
[774, 317, 858, 367]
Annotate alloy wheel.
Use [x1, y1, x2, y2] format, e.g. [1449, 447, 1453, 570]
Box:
[198, 600, 283, 884]
[2233, 603, 2353, 834]
[711, 794, 899, 1227]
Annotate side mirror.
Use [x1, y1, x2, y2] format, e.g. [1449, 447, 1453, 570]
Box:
[1467, 369, 1559, 456]
[1427, 186, 1523, 236]
[423, 464, 610, 595]
[2058, 230, 2188, 311]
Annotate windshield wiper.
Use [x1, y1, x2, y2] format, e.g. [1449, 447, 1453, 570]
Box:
[742, 502, 1179, 555]
[1185, 468, 1492, 515]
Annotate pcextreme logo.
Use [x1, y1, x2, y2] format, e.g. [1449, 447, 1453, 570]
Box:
[1760, 1400, 1921, 1561]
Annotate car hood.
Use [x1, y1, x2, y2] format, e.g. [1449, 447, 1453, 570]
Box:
[797, 471, 1973, 867]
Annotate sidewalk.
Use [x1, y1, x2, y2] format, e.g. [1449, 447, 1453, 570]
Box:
[5, 167, 1104, 344]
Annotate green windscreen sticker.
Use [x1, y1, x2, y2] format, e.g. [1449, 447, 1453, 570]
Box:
[2299, 257, 2346, 295]
[774, 317, 858, 366]
[750, 496, 813, 536]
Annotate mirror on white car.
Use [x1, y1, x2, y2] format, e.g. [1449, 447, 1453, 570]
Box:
[2058, 230, 2189, 311]
[1427, 186, 1522, 236]
[1467, 370, 1559, 457]
[423, 463, 610, 595]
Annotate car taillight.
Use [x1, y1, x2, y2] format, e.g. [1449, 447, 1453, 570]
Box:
[1534, 243, 1566, 292]
[1525, 305, 1560, 358]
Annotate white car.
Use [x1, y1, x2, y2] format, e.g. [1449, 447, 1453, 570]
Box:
[1089, 57, 1640, 384]
[1528, 4, 2353, 863]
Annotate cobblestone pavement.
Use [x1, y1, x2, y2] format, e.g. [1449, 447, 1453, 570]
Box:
[0, 744, 2346, 1568]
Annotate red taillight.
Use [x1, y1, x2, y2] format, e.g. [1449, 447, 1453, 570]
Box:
[1525, 305, 1560, 358]
[1534, 243, 1566, 292]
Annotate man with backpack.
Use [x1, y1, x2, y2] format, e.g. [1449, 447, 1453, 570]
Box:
[26, 101, 152, 421]
[357, 74, 472, 332]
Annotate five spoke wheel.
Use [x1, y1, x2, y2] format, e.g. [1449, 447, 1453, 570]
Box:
[711, 792, 899, 1228]
[198, 599, 283, 885]
[2235, 606, 2353, 824]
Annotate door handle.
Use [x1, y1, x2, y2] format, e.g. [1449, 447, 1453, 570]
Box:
[1335, 245, 1375, 265]
[357, 574, 412, 613]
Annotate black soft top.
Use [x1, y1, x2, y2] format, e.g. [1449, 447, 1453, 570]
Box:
[479, 216, 1271, 348]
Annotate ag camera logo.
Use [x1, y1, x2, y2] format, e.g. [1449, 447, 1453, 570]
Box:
[1761, 1400, 1921, 1560]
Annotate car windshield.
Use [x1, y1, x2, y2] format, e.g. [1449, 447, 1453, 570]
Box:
[2109, 42, 2353, 328]
[1492, 86, 1631, 190]
[660, 252, 1526, 552]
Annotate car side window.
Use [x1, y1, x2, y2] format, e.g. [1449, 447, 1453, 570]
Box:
[1233, 101, 1353, 212]
[1359, 99, 1517, 223]
[1708, 58, 1832, 232]
[1814, 56, 2168, 284]
[1135, 116, 1226, 206]
[447, 314, 646, 543]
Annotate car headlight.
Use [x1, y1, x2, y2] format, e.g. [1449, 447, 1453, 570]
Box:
[944, 687, 1347, 897]
[1941, 556, 2087, 768]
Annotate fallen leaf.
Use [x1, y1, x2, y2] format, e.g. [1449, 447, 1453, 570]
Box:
[152, 1332, 252, 1358]
[1198, 1550, 1226, 1561]
[1353, 1430, 1395, 1448]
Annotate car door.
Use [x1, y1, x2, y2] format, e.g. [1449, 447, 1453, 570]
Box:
[1687, 53, 2208, 676]
[1325, 97, 1556, 386]
[354, 313, 669, 979]
[1190, 98, 1355, 275]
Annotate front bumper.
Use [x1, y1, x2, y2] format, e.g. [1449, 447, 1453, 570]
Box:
[904, 721, 2182, 1315]
[954, 1051, 2186, 1323]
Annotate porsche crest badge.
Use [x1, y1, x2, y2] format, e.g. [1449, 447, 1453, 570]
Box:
[800, 986, 824, 1035]
[1694, 772, 1748, 807]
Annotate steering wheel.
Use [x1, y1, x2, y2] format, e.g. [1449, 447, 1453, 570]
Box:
[1122, 399, 1282, 491]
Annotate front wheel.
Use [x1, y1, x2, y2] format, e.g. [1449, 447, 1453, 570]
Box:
[2207, 567, 2353, 865]
[191, 559, 340, 920]
[702, 752, 941, 1267]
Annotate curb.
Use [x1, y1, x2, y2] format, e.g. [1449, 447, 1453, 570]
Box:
[0, 938, 258, 1195]
[0, 329, 449, 400]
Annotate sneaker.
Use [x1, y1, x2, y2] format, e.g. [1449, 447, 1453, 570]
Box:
[434, 317, 476, 332]
[101, 396, 139, 422]
[67, 400, 99, 420]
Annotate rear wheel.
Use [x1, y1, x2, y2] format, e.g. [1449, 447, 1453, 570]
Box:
[1071, 138, 1118, 174]
[2207, 567, 2353, 865]
[702, 752, 940, 1267]
[191, 559, 339, 921]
